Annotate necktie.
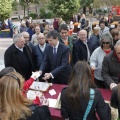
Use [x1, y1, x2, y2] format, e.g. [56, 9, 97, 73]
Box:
[53, 47, 57, 60]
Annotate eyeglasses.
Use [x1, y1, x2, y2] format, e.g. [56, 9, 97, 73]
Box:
[102, 42, 110, 44]
[4, 74, 20, 88]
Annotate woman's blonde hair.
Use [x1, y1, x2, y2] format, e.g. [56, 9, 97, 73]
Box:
[93, 27, 100, 34]
[45, 25, 49, 31]
[82, 14, 86, 18]
[0, 72, 32, 120]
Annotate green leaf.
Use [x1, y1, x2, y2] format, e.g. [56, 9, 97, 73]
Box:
[48, 0, 80, 22]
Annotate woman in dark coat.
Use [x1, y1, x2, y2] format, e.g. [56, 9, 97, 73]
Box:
[27, 24, 35, 41]
[61, 61, 111, 120]
[80, 14, 86, 29]
[89, 27, 100, 52]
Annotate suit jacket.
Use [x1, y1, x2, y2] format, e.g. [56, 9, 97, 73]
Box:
[33, 44, 48, 69]
[61, 87, 111, 120]
[27, 42, 34, 51]
[72, 39, 92, 64]
[40, 42, 72, 84]
[4, 44, 36, 79]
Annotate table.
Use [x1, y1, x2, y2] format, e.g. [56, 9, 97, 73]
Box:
[33, 84, 111, 120]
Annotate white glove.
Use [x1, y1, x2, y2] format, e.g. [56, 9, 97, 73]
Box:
[31, 71, 41, 80]
[91, 66, 96, 70]
[110, 83, 117, 90]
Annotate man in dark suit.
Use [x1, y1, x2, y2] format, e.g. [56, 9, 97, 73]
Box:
[33, 33, 48, 69]
[73, 30, 92, 64]
[4, 33, 36, 80]
[40, 30, 71, 84]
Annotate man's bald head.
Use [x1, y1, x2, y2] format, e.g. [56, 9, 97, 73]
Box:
[22, 31, 29, 36]
[38, 33, 44, 38]
[37, 33, 46, 45]
[78, 30, 87, 41]
[79, 30, 87, 34]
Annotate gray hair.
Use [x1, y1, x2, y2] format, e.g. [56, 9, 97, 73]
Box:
[115, 40, 120, 46]
[13, 33, 23, 43]
[21, 31, 29, 37]
[100, 33, 113, 48]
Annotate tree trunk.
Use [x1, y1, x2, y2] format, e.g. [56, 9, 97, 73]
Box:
[24, 6, 25, 17]
[27, 2, 29, 17]
[35, 5, 37, 13]
[83, 7, 86, 14]
[89, 7, 92, 14]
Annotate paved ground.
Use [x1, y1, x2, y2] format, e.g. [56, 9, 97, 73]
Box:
[0, 38, 13, 70]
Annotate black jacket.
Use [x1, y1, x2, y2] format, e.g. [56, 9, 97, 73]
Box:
[27, 104, 51, 120]
[72, 39, 92, 64]
[4, 44, 36, 80]
[61, 87, 111, 120]
[89, 34, 100, 52]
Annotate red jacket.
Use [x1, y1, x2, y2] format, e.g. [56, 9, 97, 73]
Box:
[23, 77, 34, 91]
[53, 20, 59, 29]
[23, 78, 40, 105]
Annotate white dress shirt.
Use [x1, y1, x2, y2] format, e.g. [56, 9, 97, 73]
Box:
[39, 43, 46, 52]
[15, 45, 23, 52]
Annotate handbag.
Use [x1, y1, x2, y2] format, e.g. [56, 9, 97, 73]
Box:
[83, 88, 95, 120]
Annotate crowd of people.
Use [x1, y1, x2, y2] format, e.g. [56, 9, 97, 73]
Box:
[1, 13, 120, 119]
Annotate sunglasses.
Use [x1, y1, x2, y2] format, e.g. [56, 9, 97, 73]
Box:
[102, 42, 110, 44]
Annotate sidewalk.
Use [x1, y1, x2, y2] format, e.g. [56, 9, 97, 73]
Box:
[0, 38, 13, 71]
[0, 60, 4, 71]
[0, 38, 12, 41]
